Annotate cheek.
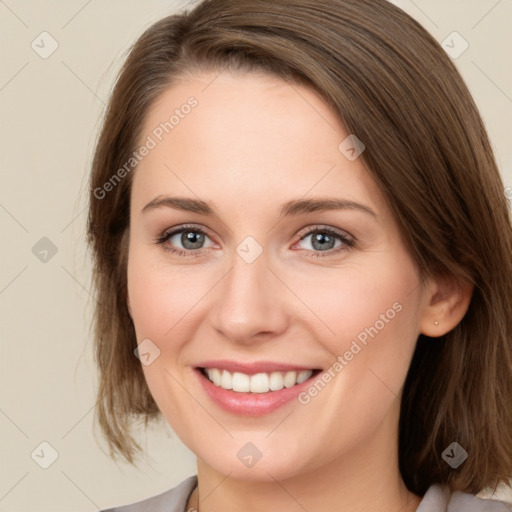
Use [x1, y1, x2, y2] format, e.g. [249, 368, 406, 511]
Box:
[126, 244, 213, 412]
[126, 247, 198, 421]
[288, 256, 421, 454]
[291, 254, 419, 351]
[292, 252, 421, 410]
[127, 246, 203, 342]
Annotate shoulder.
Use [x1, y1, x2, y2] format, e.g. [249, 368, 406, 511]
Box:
[418, 483, 512, 512]
[100, 474, 198, 512]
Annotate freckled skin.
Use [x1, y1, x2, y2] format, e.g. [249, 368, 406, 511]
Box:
[126, 70, 442, 512]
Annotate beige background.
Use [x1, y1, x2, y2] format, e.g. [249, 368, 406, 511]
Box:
[1, 1, 511, 510]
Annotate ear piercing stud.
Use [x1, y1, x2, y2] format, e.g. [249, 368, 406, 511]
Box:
[434, 320, 439, 325]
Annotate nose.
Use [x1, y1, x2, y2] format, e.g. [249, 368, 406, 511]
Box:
[210, 248, 290, 345]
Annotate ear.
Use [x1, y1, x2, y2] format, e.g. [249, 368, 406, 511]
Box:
[418, 274, 474, 337]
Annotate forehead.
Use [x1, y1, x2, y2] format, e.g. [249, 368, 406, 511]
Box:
[132, 70, 385, 215]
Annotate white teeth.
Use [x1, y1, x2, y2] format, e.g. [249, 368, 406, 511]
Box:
[297, 370, 311, 384]
[204, 368, 314, 393]
[232, 372, 250, 392]
[211, 368, 221, 386]
[283, 371, 297, 388]
[269, 372, 284, 391]
[249, 373, 269, 393]
[220, 369, 233, 389]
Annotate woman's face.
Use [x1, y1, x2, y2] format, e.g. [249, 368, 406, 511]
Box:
[127, 70, 428, 481]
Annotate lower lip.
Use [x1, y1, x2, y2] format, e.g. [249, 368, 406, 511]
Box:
[195, 368, 320, 416]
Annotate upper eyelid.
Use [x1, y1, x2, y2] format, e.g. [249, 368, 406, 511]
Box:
[163, 223, 215, 241]
[296, 224, 352, 240]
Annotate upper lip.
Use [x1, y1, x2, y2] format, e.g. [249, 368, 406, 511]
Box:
[196, 360, 320, 375]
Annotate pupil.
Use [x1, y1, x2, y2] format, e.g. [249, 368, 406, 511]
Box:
[183, 231, 204, 249]
[313, 232, 334, 251]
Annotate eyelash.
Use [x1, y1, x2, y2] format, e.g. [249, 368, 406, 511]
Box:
[154, 223, 356, 259]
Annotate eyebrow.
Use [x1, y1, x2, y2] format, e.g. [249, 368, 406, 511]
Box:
[141, 196, 377, 218]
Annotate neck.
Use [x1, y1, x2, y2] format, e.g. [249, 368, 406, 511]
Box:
[190, 409, 422, 512]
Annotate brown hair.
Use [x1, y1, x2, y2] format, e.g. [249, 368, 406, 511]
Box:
[87, 0, 512, 496]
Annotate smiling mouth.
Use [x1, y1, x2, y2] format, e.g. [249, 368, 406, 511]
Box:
[198, 367, 322, 393]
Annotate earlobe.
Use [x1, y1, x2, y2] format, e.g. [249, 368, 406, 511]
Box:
[419, 275, 474, 337]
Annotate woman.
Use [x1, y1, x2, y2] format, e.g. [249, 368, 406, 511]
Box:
[88, 0, 512, 510]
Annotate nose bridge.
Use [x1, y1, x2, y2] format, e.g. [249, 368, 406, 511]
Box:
[211, 244, 288, 342]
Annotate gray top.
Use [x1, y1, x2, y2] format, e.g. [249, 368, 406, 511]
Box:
[100, 474, 511, 512]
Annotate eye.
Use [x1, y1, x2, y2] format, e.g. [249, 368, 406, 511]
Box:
[155, 224, 355, 258]
[295, 226, 355, 258]
[155, 224, 214, 257]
